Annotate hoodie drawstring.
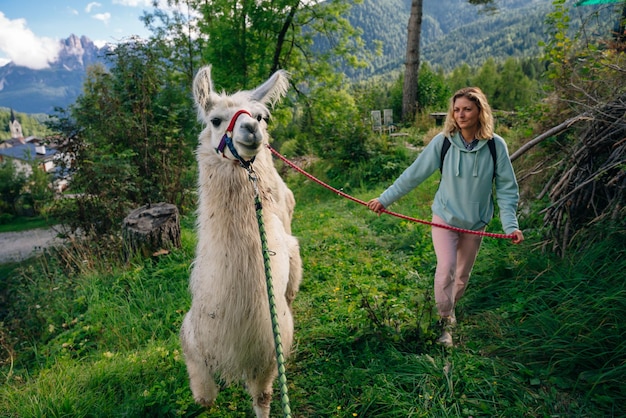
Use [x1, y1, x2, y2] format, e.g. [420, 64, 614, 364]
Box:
[472, 151, 479, 177]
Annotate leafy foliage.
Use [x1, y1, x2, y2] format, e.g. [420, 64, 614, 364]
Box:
[0, 161, 26, 218]
[0, 160, 53, 219]
[531, 0, 626, 255]
[47, 40, 197, 236]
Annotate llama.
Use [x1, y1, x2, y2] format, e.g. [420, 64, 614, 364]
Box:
[180, 65, 302, 418]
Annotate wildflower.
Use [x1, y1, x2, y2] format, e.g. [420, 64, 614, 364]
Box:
[103, 351, 114, 359]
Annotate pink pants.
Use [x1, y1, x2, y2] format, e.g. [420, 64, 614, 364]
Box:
[431, 215, 484, 318]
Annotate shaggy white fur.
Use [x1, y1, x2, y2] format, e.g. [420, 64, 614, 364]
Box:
[180, 66, 302, 418]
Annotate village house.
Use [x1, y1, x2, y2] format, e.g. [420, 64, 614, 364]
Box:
[0, 110, 67, 191]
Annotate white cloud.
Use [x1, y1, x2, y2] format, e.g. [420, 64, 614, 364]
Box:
[67, 7, 79, 16]
[92, 12, 112, 25]
[0, 12, 61, 70]
[113, 0, 152, 6]
[93, 40, 109, 48]
[86, 2, 102, 13]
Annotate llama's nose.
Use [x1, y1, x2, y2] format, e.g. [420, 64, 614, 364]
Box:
[240, 120, 260, 144]
[241, 120, 258, 135]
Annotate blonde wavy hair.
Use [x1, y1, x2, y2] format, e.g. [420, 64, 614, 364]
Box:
[442, 87, 494, 140]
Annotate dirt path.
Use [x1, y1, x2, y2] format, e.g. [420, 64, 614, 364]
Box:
[0, 228, 63, 264]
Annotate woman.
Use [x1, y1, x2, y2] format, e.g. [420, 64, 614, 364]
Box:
[367, 87, 524, 347]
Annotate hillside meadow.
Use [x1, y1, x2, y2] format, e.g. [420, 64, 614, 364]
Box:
[0, 164, 624, 417]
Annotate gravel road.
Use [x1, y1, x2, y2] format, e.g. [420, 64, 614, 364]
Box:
[0, 228, 63, 264]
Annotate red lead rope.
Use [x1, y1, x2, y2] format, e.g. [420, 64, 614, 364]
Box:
[267, 144, 515, 240]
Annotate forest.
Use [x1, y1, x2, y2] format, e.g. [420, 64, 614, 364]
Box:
[0, 0, 624, 416]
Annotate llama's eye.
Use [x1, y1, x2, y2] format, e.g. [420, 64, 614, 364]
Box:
[256, 114, 263, 122]
[210, 118, 222, 127]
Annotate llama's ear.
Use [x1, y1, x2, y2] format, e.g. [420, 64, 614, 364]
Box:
[193, 66, 218, 119]
[250, 70, 290, 106]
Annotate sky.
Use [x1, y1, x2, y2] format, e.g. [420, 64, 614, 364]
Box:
[0, 0, 155, 69]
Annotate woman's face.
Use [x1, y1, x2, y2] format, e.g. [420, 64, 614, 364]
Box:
[453, 96, 480, 132]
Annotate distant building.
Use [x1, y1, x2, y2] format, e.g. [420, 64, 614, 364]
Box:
[0, 138, 57, 176]
[0, 113, 68, 191]
[9, 109, 24, 140]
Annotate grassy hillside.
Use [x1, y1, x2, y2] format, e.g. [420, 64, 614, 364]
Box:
[347, 0, 555, 77]
[347, 0, 620, 77]
[0, 165, 624, 416]
[0, 108, 53, 140]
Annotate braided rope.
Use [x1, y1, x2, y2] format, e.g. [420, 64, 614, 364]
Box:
[248, 169, 292, 418]
[267, 145, 514, 240]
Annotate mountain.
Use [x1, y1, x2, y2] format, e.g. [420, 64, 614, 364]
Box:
[0, 1, 618, 114]
[346, 0, 556, 78]
[0, 35, 110, 114]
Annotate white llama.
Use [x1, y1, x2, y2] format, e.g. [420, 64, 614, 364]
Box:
[180, 65, 302, 418]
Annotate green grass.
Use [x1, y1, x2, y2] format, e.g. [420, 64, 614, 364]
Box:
[0, 216, 58, 233]
[0, 176, 624, 417]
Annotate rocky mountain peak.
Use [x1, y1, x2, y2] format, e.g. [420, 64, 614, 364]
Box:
[0, 34, 110, 113]
[56, 34, 104, 71]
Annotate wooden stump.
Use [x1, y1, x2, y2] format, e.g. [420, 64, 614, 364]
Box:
[122, 202, 181, 258]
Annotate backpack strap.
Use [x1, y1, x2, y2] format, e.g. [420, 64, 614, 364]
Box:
[440, 136, 497, 180]
[487, 138, 497, 180]
[440, 137, 452, 173]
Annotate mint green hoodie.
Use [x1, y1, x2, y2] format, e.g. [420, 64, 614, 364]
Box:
[378, 132, 520, 234]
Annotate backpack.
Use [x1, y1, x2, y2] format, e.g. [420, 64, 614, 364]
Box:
[440, 137, 497, 180]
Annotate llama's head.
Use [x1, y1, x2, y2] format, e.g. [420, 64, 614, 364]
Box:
[193, 65, 290, 162]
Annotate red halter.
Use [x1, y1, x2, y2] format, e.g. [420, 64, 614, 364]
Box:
[215, 109, 256, 168]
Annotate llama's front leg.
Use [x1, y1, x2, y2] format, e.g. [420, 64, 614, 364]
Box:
[185, 356, 219, 407]
[180, 318, 219, 407]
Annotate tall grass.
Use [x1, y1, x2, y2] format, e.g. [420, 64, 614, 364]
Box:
[0, 175, 623, 417]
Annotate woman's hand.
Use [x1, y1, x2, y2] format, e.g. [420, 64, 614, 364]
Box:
[367, 198, 386, 214]
[511, 229, 524, 244]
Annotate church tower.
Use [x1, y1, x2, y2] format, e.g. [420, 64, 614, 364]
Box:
[9, 109, 24, 141]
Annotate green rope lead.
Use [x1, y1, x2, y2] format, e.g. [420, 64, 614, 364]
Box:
[250, 170, 292, 418]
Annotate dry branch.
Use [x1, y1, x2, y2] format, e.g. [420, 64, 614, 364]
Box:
[510, 114, 590, 162]
[537, 94, 626, 256]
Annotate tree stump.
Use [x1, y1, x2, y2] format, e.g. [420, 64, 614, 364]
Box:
[122, 202, 181, 258]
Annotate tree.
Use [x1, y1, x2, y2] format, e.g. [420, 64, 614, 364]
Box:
[48, 40, 197, 236]
[148, 0, 364, 92]
[494, 58, 536, 110]
[402, 0, 423, 123]
[472, 57, 499, 101]
[447, 63, 473, 93]
[0, 161, 26, 216]
[417, 63, 450, 111]
[402, 0, 496, 122]
[142, 0, 203, 88]
[145, 0, 370, 176]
